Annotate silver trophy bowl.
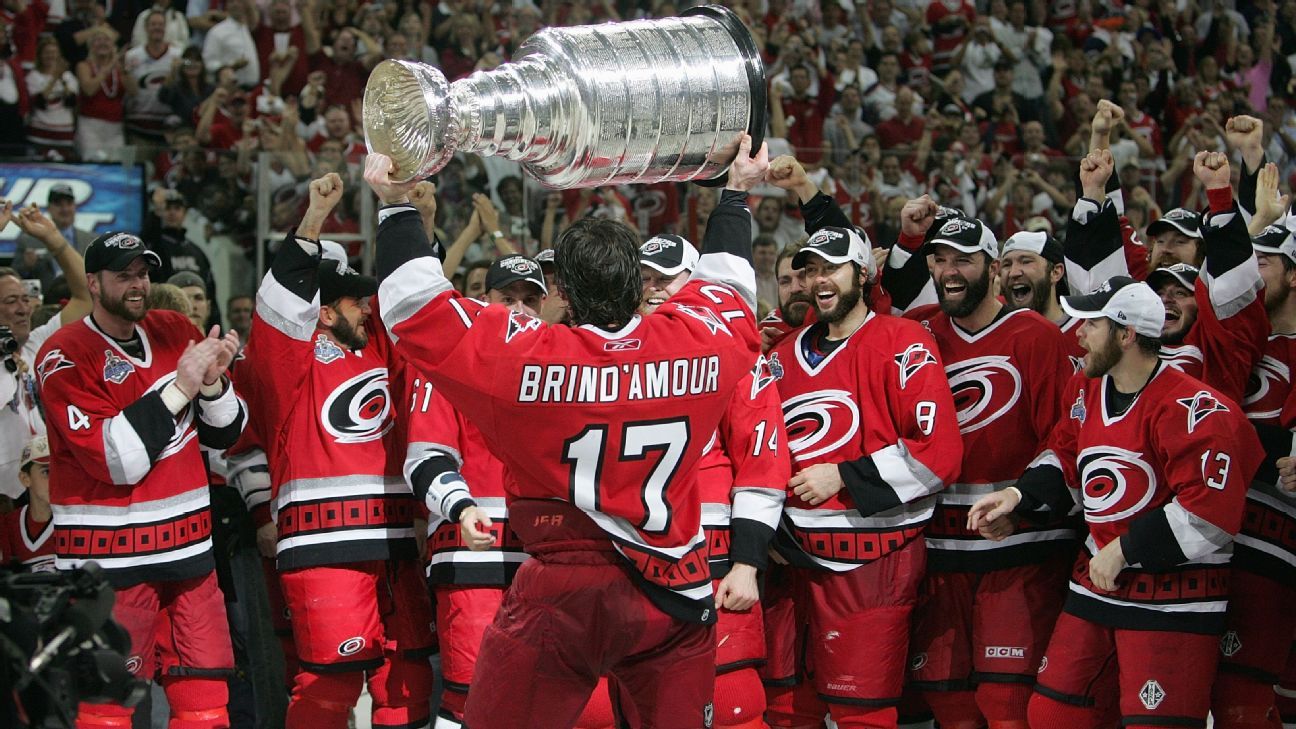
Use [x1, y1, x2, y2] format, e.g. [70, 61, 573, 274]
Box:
[363, 5, 766, 187]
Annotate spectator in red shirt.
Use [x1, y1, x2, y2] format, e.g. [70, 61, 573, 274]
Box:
[197, 85, 252, 149]
[876, 86, 926, 151]
[302, 2, 372, 109]
[305, 103, 365, 163]
[771, 64, 835, 165]
[254, 0, 308, 97]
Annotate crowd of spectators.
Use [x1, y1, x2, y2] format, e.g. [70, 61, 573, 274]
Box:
[0, 0, 1294, 316]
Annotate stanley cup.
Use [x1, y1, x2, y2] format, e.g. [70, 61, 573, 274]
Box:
[362, 5, 766, 187]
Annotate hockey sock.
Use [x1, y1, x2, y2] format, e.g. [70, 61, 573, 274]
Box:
[713, 668, 767, 727]
[76, 703, 134, 729]
[922, 690, 983, 729]
[765, 681, 823, 728]
[285, 670, 363, 729]
[829, 705, 898, 728]
[163, 676, 231, 729]
[1026, 692, 1104, 729]
[574, 676, 615, 729]
[975, 682, 1033, 724]
[1212, 673, 1282, 729]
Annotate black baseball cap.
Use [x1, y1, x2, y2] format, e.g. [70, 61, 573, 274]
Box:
[1061, 275, 1165, 338]
[1145, 262, 1199, 292]
[1252, 224, 1296, 262]
[162, 189, 186, 206]
[791, 225, 877, 279]
[922, 217, 999, 258]
[319, 258, 377, 303]
[1146, 208, 1202, 239]
[84, 232, 162, 274]
[639, 234, 699, 275]
[534, 248, 555, 270]
[48, 183, 75, 204]
[485, 254, 547, 295]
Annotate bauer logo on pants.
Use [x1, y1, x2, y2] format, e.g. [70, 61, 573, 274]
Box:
[338, 636, 366, 656]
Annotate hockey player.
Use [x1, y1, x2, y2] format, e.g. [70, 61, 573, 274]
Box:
[884, 207, 1073, 729]
[969, 275, 1260, 729]
[364, 135, 765, 728]
[36, 230, 247, 729]
[1063, 144, 1267, 404]
[0, 435, 55, 572]
[240, 174, 434, 729]
[635, 235, 791, 727]
[403, 254, 616, 729]
[1209, 221, 1296, 729]
[764, 224, 963, 729]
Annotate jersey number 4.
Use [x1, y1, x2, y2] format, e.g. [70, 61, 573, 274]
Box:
[563, 418, 690, 535]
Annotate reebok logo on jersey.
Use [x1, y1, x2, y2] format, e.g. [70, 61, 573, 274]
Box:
[894, 343, 936, 389]
[36, 348, 75, 384]
[314, 334, 345, 364]
[1139, 679, 1166, 710]
[1079, 446, 1157, 523]
[603, 338, 641, 352]
[1177, 390, 1228, 434]
[102, 350, 134, 384]
[1220, 630, 1242, 658]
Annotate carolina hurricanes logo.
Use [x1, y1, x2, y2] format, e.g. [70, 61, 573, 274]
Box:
[505, 310, 541, 343]
[1177, 390, 1228, 433]
[1078, 446, 1157, 523]
[675, 304, 730, 335]
[751, 355, 778, 396]
[35, 348, 75, 384]
[944, 356, 1022, 434]
[895, 343, 937, 389]
[322, 368, 393, 444]
[782, 390, 861, 460]
[1160, 345, 1203, 373]
[1068, 355, 1084, 374]
[1243, 355, 1289, 419]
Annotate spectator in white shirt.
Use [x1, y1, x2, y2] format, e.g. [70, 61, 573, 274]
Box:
[130, 0, 190, 49]
[203, 0, 260, 87]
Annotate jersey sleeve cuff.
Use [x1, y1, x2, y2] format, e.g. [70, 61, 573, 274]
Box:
[838, 457, 903, 517]
[1120, 507, 1189, 570]
[1206, 187, 1235, 216]
[729, 518, 775, 571]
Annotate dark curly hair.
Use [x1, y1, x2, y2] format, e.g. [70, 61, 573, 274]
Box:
[553, 217, 643, 329]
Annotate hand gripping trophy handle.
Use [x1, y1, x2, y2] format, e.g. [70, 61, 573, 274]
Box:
[362, 5, 766, 188]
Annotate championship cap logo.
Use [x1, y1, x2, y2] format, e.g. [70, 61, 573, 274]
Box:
[502, 257, 539, 276]
[641, 236, 678, 255]
[939, 218, 976, 236]
[103, 233, 143, 250]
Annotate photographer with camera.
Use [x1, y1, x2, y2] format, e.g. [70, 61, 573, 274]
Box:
[0, 202, 93, 506]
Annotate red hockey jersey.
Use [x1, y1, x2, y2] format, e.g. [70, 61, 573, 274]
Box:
[242, 236, 418, 571]
[904, 305, 1076, 571]
[1021, 365, 1260, 633]
[374, 200, 760, 623]
[1234, 334, 1296, 585]
[768, 311, 963, 572]
[0, 505, 55, 572]
[36, 310, 247, 587]
[697, 360, 790, 580]
[403, 377, 526, 586]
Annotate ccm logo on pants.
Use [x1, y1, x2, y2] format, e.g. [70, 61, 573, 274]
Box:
[984, 646, 1026, 659]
